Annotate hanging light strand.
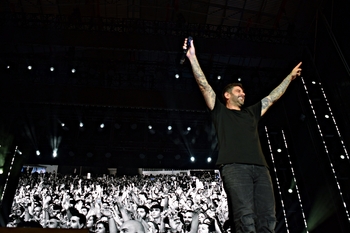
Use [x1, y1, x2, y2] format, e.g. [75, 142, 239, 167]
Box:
[301, 77, 350, 222]
[0, 146, 18, 202]
[281, 129, 309, 232]
[264, 126, 290, 233]
[319, 84, 349, 160]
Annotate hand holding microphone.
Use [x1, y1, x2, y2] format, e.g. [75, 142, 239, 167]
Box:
[180, 36, 193, 64]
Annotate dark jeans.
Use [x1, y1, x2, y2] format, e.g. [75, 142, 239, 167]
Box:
[221, 163, 276, 233]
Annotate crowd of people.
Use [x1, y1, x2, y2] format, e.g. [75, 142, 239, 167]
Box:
[7, 170, 230, 232]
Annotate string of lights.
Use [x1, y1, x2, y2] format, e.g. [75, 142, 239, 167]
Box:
[264, 126, 290, 233]
[0, 146, 19, 203]
[319, 84, 349, 161]
[281, 129, 309, 232]
[301, 77, 350, 222]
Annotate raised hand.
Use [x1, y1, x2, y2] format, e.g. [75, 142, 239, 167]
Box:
[183, 38, 196, 59]
[290, 62, 302, 80]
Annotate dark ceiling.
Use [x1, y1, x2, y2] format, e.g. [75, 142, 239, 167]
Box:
[1, 0, 350, 170]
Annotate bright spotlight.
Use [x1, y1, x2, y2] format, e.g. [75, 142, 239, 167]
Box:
[50, 67, 54, 71]
[175, 74, 179, 79]
[53, 148, 58, 158]
[71, 68, 76, 73]
[6, 65, 10, 69]
[277, 148, 282, 153]
[79, 122, 84, 127]
[168, 126, 172, 130]
[340, 155, 345, 160]
[28, 65, 32, 70]
[288, 188, 293, 193]
[190, 156, 195, 162]
[61, 123, 65, 127]
[207, 157, 212, 163]
[36, 150, 40, 156]
[148, 125, 152, 130]
[187, 127, 191, 131]
[0, 168, 3, 174]
[217, 75, 221, 80]
[311, 81, 316, 84]
[238, 77, 241, 81]
[100, 123, 105, 128]
[325, 114, 329, 118]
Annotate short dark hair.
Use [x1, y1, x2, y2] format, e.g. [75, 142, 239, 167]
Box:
[150, 204, 163, 212]
[73, 213, 86, 226]
[137, 205, 149, 214]
[222, 83, 244, 102]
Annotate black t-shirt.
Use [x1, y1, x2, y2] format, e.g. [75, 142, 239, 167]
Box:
[211, 97, 268, 167]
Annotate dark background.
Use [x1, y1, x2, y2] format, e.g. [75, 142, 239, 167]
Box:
[1, 0, 350, 232]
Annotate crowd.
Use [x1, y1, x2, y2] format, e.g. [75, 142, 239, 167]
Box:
[6, 170, 230, 232]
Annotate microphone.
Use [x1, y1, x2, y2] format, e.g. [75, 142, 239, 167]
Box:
[180, 36, 193, 65]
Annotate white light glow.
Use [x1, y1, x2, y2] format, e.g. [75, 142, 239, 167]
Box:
[53, 148, 58, 158]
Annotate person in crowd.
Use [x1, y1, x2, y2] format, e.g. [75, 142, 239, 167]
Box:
[67, 212, 86, 229]
[120, 219, 146, 233]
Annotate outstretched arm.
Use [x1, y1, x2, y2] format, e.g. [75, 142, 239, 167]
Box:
[261, 62, 302, 116]
[184, 38, 216, 110]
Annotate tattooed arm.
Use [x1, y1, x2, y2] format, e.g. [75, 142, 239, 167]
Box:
[183, 38, 216, 110]
[261, 62, 302, 116]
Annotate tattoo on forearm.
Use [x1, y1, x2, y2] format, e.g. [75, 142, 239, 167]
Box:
[261, 97, 272, 111]
[191, 58, 216, 107]
[269, 77, 291, 102]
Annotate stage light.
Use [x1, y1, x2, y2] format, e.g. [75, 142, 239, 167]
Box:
[168, 126, 172, 130]
[100, 123, 105, 128]
[238, 77, 241, 81]
[288, 188, 293, 193]
[148, 125, 152, 130]
[190, 156, 195, 162]
[340, 155, 345, 159]
[36, 150, 40, 156]
[53, 148, 58, 158]
[0, 168, 3, 174]
[61, 123, 65, 127]
[80, 122, 84, 127]
[187, 127, 191, 131]
[325, 114, 329, 119]
[6, 65, 10, 69]
[277, 148, 282, 153]
[175, 74, 179, 79]
[312, 81, 316, 84]
[71, 68, 76, 73]
[207, 157, 212, 163]
[217, 75, 221, 80]
[28, 65, 32, 70]
[50, 67, 54, 71]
